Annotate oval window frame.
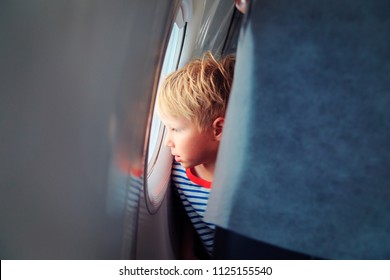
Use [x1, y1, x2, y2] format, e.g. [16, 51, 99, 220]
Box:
[144, 15, 186, 214]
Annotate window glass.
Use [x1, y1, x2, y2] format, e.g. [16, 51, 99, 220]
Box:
[147, 22, 184, 174]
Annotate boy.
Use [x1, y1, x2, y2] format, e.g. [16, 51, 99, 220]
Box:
[157, 51, 235, 256]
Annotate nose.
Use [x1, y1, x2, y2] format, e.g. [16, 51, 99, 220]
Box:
[164, 131, 174, 148]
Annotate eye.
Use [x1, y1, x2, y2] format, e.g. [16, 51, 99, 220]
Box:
[171, 127, 181, 132]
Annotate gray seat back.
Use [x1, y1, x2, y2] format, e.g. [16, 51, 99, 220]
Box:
[208, 0, 390, 259]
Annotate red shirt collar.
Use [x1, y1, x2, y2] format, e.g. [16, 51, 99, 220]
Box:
[186, 168, 212, 189]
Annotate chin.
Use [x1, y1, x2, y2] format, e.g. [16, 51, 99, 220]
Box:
[179, 162, 193, 169]
[179, 162, 189, 168]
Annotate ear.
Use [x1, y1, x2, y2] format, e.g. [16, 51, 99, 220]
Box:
[212, 117, 225, 141]
[235, 0, 249, 14]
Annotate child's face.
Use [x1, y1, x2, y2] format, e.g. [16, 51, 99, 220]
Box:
[161, 115, 219, 169]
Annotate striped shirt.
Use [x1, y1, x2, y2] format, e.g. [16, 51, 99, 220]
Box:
[171, 161, 215, 255]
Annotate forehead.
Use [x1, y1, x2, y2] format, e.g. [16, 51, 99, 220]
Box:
[160, 114, 192, 127]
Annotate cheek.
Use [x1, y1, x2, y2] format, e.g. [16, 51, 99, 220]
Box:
[190, 134, 215, 152]
[175, 133, 196, 150]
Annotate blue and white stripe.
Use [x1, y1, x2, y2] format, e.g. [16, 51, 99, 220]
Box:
[171, 161, 215, 255]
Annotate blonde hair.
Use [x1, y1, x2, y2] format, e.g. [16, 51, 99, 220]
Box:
[157, 51, 235, 130]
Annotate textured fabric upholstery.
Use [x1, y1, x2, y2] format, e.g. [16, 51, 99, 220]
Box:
[207, 0, 390, 259]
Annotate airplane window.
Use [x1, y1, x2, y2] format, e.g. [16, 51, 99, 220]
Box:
[147, 22, 184, 171]
[147, 23, 183, 167]
[144, 20, 185, 213]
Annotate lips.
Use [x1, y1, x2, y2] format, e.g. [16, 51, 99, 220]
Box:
[174, 155, 181, 162]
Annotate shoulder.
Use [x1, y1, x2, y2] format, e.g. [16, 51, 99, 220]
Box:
[171, 161, 190, 183]
[172, 161, 186, 175]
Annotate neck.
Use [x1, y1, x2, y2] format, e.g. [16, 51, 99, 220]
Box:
[193, 162, 215, 182]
